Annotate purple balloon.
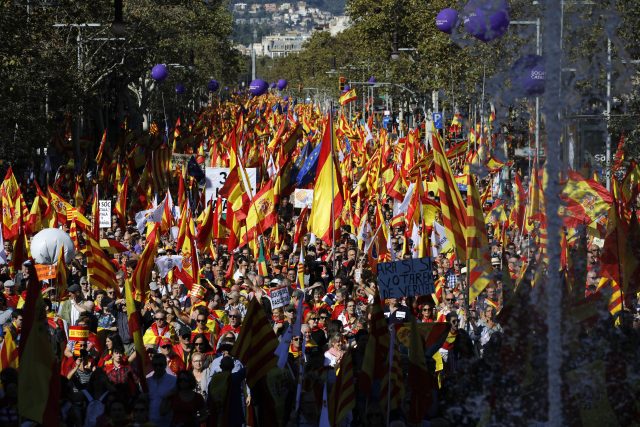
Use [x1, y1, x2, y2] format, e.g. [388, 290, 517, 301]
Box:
[249, 79, 269, 96]
[175, 83, 186, 94]
[343, 85, 350, 93]
[209, 81, 220, 92]
[463, 0, 509, 42]
[436, 8, 458, 34]
[512, 55, 545, 96]
[277, 79, 288, 91]
[270, 82, 277, 89]
[151, 64, 168, 81]
[368, 76, 377, 84]
[283, 95, 289, 101]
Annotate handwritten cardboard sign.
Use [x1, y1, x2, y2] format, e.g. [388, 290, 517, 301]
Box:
[377, 257, 435, 299]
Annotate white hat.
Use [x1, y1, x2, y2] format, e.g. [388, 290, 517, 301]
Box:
[149, 281, 159, 291]
[460, 267, 467, 274]
[3, 280, 15, 288]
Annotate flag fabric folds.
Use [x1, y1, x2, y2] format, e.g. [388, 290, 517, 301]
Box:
[231, 298, 278, 388]
[309, 115, 344, 246]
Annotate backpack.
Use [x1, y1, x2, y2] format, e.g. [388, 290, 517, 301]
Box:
[81, 390, 109, 427]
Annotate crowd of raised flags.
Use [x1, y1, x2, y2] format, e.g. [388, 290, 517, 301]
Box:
[0, 90, 638, 426]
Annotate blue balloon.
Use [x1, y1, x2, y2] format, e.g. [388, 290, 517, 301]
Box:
[151, 64, 168, 81]
[207, 79, 219, 92]
[436, 8, 458, 34]
[512, 55, 545, 96]
[175, 83, 186, 94]
[249, 79, 269, 96]
[463, 0, 509, 42]
[277, 79, 288, 90]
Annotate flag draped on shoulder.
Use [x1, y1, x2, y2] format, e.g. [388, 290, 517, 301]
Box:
[309, 114, 344, 246]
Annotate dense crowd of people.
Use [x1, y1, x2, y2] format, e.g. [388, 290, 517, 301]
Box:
[1, 96, 639, 427]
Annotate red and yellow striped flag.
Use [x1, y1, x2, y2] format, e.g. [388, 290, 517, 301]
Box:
[432, 133, 467, 258]
[132, 223, 159, 301]
[230, 298, 279, 388]
[467, 174, 493, 302]
[125, 278, 150, 388]
[114, 174, 129, 229]
[328, 350, 356, 426]
[86, 235, 119, 296]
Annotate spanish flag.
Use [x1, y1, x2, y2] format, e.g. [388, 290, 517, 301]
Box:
[240, 180, 276, 247]
[308, 115, 343, 246]
[339, 88, 357, 106]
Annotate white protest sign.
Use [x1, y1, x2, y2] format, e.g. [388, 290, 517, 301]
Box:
[270, 286, 291, 309]
[205, 167, 257, 211]
[99, 200, 111, 228]
[293, 189, 313, 209]
[377, 257, 435, 299]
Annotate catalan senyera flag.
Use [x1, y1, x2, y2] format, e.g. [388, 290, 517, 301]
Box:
[339, 88, 357, 106]
[86, 235, 119, 296]
[230, 298, 279, 388]
[466, 174, 493, 302]
[18, 265, 59, 426]
[432, 133, 466, 258]
[309, 115, 344, 246]
[240, 179, 277, 247]
[328, 350, 356, 426]
[131, 223, 159, 300]
[596, 277, 623, 317]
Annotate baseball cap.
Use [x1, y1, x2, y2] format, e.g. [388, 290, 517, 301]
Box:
[4, 280, 15, 288]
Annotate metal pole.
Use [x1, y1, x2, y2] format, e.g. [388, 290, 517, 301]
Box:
[542, 0, 563, 423]
[535, 18, 541, 164]
[251, 28, 257, 81]
[605, 37, 612, 190]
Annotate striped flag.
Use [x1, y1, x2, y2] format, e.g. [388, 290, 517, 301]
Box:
[432, 133, 466, 258]
[86, 235, 119, 296]
[328, 350, 356, 426]
[91, 185, 100, 239]
[131, 223, 159, 300]
[257, 238, 268, 276]
[231, 298, 278, 388]
[150, 144, 171, 192]
[466, 174, 492, 302]
[359, 294, 390, 395]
